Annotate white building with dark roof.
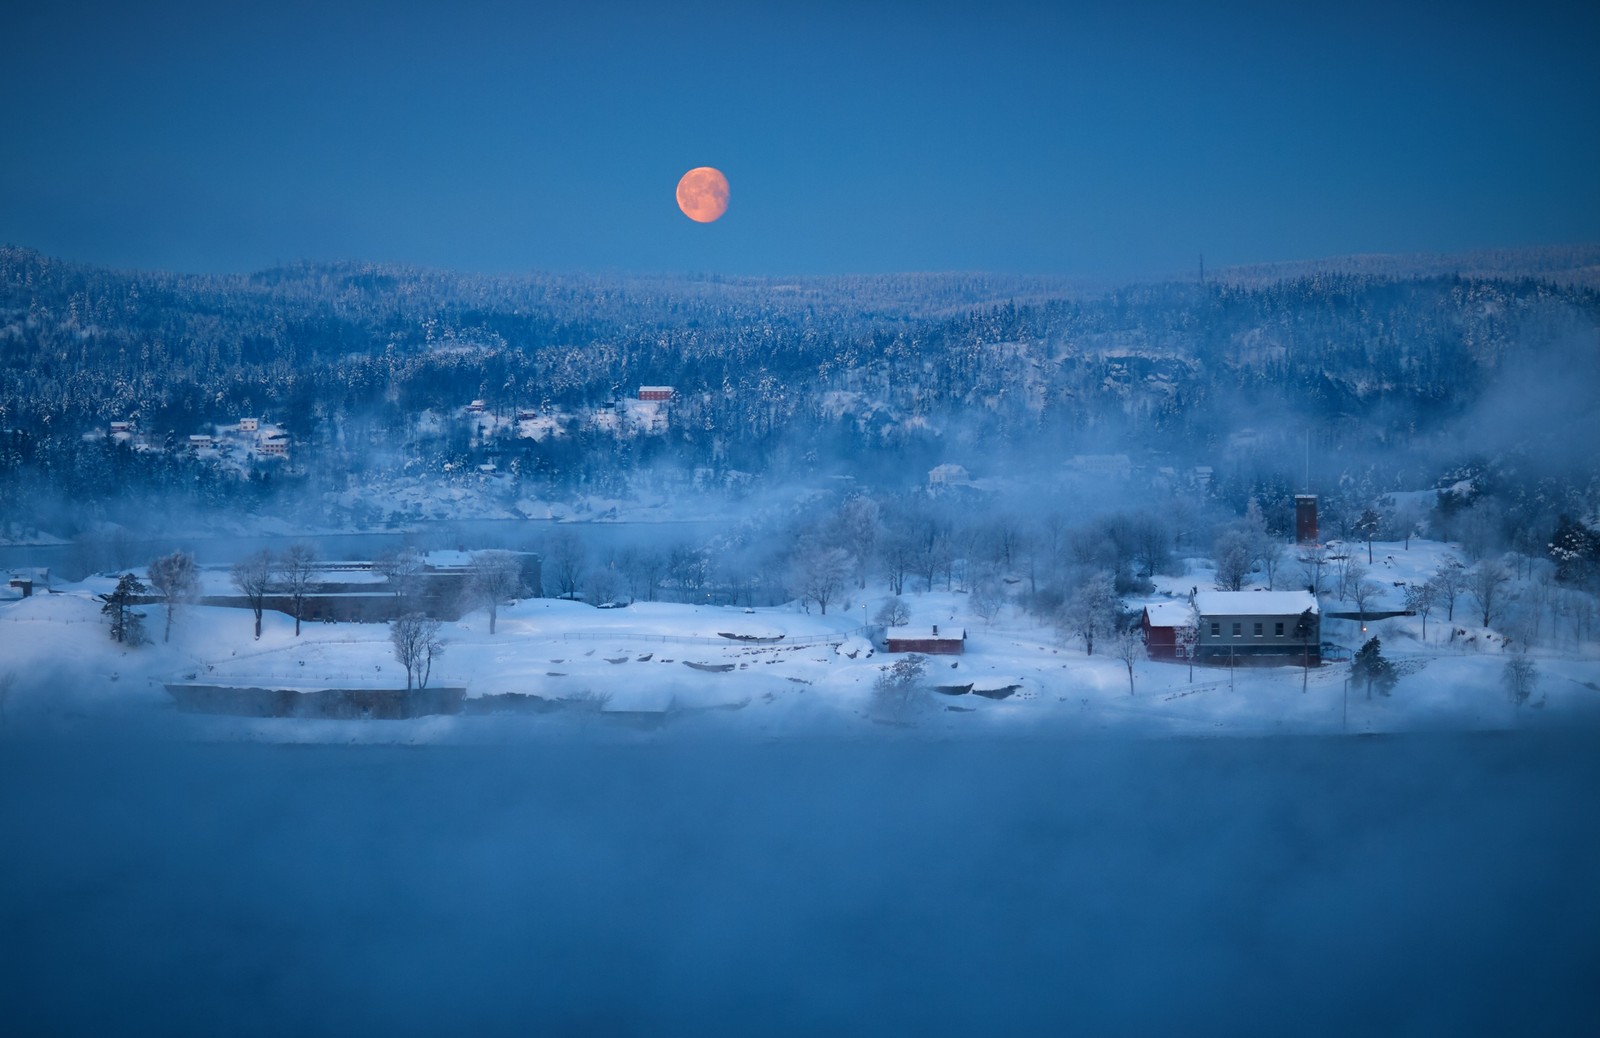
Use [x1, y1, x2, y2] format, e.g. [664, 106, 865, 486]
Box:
[1192, 590, 1319, 664]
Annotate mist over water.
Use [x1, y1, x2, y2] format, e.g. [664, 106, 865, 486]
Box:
[3, 731, 1597, 1035]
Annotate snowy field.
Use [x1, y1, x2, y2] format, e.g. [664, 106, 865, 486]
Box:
[2, 536, 1598, 742]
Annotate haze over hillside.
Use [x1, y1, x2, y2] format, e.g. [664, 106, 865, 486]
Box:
[4, 242, 1598, 548]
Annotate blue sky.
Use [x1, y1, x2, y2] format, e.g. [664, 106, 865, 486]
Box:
[3, 0, 1596, 277]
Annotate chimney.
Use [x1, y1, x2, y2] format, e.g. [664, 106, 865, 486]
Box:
[932, 624, 938, 637]
[1295, 494, 1319, 545]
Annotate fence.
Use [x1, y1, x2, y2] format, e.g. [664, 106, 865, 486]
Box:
[542, 628, 864, 648]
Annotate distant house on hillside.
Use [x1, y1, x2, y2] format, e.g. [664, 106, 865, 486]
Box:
[1069, 454, 1132, 481]
[928, 463, 969, 485]
[885, 624, 965, 655]
[1192, 590, 1319, 665]
[638, 386, 675, 402]
[238, 417, 259, 433]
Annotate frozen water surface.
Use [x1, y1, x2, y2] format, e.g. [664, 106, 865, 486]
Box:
[3, 729, 1598, 1035]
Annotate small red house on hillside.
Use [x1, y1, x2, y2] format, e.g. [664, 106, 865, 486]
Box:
[885, 624, 965, 655]
[639, 386, 675, 402]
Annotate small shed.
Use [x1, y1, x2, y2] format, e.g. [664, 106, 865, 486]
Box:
[885, 624, 965, 655]
[1141, 601, 1195, 660]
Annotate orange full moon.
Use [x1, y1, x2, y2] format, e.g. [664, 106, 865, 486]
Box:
[676, 166, 730, 223]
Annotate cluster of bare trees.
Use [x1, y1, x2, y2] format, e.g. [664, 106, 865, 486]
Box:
[389, 614, 445, 690]
[1211, 499, 1282, 591]
[228, 545, 322, 639]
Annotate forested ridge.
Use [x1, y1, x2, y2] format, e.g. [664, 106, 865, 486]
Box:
[2, 244, 1598, 537]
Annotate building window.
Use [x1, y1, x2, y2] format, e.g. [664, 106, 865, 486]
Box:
[1275, 622, 1284, 636]
[1254, 622, 1263, 637]
[1232, 622, 1242, 637]
[1210, 622, 1220, 637]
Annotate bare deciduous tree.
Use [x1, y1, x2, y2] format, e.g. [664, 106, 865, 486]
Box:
[230, 550, 273, 639]
[1113, 625, 1143, 696]
[464, 550, 526, 634]
[878, 529, 917, 597]
[275, 544, 319, 636]
[832, 495, 882, 589]
[373, 547, 423, 610]
[1432, 556, 1466, 622]
[583, 566, 623, 609]
[544, 531, 587, 598]
[1339, 559, 1367, 603]
[1175, 619, 1199, 682]
[147, 550, 200, 643]
[1058, 572, 1120, 656]
[791, 541, 853, 615]
[618, 546, 663, 603]
[1404, 581, 1437, 639]
[1298, 545, 1328, 597]
[1212, 530, 1254, 591]
[969, 579, 1004, 626]
[1350, 577, 1380, 632]
[668, 543, 709, 598]
[1468, 560, 1511, 629]
[1257, 537, 1284, 590]
[390, 613, 446, 690]
[1503, 654, 1537, 712]
[873, 653, 927, 719]
[874, 597, 911, 628]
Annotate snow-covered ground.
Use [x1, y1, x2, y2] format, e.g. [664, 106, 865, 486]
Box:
[3, 537, 1597, 743]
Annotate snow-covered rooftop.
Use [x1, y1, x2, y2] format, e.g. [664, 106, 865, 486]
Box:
[1143, 602, 1195, 628]
[1193, 590, 1318, 617]
[886, 625, 966, 641]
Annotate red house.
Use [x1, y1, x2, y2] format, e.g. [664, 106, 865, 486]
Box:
[1141, 602, 1196, 661]
[885, 624, 965, 655]
[639, 386, 675, 402]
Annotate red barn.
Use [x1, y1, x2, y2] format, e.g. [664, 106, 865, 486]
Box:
[1141, 602, 1196, 661]
[885, 624, 965, 655]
